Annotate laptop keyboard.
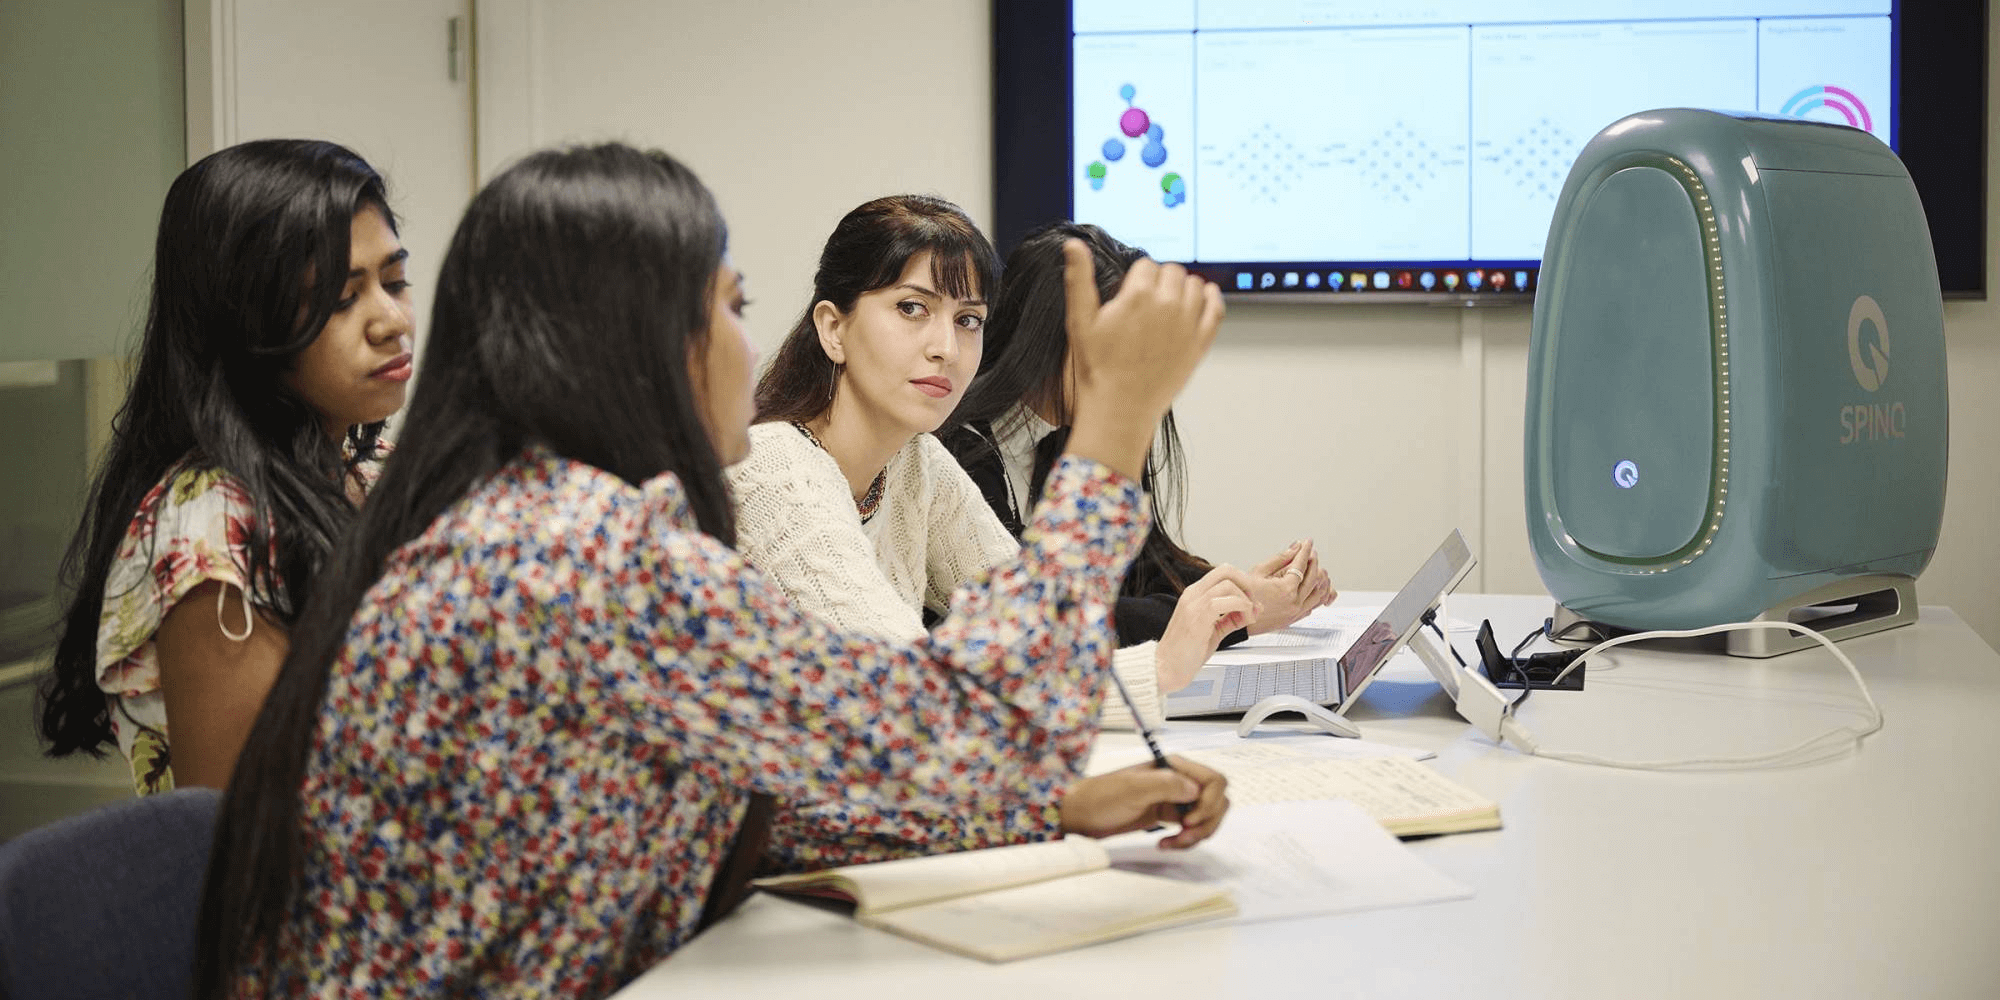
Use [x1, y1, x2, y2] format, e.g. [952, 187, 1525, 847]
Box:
[1218, 659, 1333, 709]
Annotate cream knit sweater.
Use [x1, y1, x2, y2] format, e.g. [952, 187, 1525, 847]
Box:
[728, 421, 1163, 728]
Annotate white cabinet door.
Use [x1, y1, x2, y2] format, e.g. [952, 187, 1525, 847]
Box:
[190, 0, 475, 365]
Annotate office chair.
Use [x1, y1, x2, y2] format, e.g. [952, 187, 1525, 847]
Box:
[0, 787, 221, 1000]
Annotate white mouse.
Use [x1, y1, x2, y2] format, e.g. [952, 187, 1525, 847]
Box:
[1236, 694, 1362, 739]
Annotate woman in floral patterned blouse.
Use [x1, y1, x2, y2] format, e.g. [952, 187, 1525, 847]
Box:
[38, 140, 415, 794]
[195, 143, 1230, 999]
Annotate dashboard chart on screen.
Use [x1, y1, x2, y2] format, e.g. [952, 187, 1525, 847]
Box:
[1037, 1, 1900, 301]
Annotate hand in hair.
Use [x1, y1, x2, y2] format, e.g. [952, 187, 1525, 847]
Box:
[1059, 239, 1223, 482]
[1244, 539, 1337, 634]
[1057, 755, 1229, 849]
[1152, 564, 1259, 694]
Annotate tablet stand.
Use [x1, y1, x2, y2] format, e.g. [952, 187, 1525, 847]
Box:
[1409, 597, 1464, 700]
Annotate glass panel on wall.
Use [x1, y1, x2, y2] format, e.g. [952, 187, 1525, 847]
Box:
[0, 361, 89, 670]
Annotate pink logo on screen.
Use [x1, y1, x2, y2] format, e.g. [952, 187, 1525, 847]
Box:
[1780, 85, 1873, 131]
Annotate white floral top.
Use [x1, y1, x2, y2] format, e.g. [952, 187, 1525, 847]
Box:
[96, 455, 378, 794]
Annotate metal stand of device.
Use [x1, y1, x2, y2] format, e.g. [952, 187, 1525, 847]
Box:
[1728, 575, 1918, 657]
[1549, 574, 1919, 659]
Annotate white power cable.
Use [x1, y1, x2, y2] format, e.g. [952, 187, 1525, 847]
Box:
[1485, 620, 1884, 771]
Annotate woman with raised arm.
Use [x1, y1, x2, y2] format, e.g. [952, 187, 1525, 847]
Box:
[938, 221, 1336, 651]
[730, 195, 1255, 732]
[38, 139, 412, 793]
[194, 145, 1229, 1000]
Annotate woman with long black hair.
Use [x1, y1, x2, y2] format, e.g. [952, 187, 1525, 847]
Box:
[194, 143, 1230, 998]
[938, 221, 1336, 647]
[37, 139, 413, 793]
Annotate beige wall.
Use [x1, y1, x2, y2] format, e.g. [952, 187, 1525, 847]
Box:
[475, 0, 998, 350]
[481, 0, 2000, 647]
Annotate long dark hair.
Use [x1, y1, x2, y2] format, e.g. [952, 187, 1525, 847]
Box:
[192, 142, 734, 997]
[754, 194, 1000, 424]
[38, 139, 393, 758]
[940, 221, 1211, 596]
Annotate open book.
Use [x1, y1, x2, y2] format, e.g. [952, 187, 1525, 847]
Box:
[1178, 745, 1501, 837]
[750, 837, 1236, 962]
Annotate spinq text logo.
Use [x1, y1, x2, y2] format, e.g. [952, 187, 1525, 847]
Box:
[1840, 294, 1904, 445]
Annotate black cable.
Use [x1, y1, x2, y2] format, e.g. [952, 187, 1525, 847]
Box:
[1498, 616, 1607, 706]
[1509, 624, 1545, 660]
[1420, 609, 1533, 714]
[1419, 608, 1467, 667]
[1501, 657, 1532, 711]
[1464, 617, 1537, 710]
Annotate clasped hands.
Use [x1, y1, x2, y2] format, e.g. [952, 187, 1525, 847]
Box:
[1153, 538, 1339, 693]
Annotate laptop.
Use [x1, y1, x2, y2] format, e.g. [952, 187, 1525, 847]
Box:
[1163, 529, 1476, 718]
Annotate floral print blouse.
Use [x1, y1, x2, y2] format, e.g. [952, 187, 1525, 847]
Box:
[243, 445, 1146, 999]
[97, 455, 378, 794]
[97, 463, 265, 794]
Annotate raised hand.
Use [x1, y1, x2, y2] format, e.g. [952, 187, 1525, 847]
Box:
[1060, 240, 1224, 482]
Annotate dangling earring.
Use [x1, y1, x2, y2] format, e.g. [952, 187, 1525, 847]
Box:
[828, 362, 841, 405]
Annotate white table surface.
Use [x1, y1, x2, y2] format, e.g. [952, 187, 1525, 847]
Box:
[615, 593, 2000, 999]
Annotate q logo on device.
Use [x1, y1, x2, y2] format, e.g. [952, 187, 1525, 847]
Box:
[1613, 459, 1639, 490]
[1848, 294, 1889, 392]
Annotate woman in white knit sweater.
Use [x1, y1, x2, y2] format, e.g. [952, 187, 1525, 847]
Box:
[728, 195, 1253, 728]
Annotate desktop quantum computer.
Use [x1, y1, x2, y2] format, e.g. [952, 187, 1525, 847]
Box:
[1524, 109, 1948, 657]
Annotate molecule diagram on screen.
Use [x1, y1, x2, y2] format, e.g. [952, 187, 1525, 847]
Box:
[1085, 83, 1186, 208]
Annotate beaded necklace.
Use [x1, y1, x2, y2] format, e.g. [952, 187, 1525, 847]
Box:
[791, 422, 887, 522]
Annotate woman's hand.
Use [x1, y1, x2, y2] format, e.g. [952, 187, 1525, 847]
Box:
[1062, 242, 1224, 482]
[1153, 566, 1259, 694]
[1058, 757, 1229, 849]
[1244, 539, 1336, 634]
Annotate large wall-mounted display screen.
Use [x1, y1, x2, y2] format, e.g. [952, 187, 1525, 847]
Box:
[995, 1, 1984, 301]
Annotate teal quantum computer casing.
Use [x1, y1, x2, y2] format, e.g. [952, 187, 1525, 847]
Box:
[1524, 109, 1948, 656]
